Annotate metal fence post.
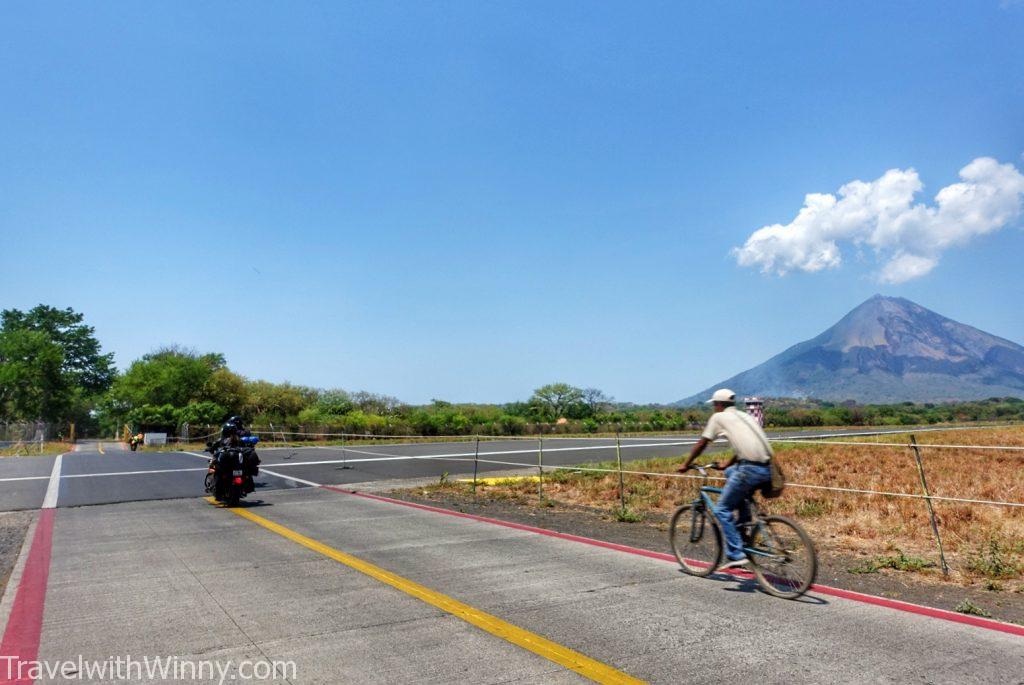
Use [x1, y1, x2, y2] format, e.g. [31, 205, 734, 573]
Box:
[537, 436, 544, 499]
[340, 434, 351, 469]
[472, 435, 480, 495]
[910, 435, 949, 576]
[616, 432, 626, 511]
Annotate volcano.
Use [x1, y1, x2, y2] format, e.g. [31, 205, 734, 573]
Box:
[677, 295, 1024, 404]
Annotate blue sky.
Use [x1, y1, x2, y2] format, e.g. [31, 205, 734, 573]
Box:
[2, 2, 1023, 404]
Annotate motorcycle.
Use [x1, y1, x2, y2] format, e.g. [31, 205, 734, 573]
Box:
[204, 435, 260, 506]
[129, 434, 144, 451]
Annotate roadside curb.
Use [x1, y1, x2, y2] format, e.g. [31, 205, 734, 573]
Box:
[0, 507, 55, 684]
[0, 511, 40, 638]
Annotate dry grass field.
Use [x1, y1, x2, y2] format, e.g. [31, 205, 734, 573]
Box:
[443, 426, 1024, 587]
[0, 441, 73, 457]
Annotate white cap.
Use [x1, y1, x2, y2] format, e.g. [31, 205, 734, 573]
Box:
[706, 388, 736, 404]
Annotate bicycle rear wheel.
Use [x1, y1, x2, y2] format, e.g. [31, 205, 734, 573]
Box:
[748, 515, 817, 599]
[669, 503, 722, 576]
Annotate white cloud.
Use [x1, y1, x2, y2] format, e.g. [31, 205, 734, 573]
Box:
[733, 157, 1024, 284]
[877, 253, 937, 284]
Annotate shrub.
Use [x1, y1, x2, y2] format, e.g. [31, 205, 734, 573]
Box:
[965, 539, 1021, 579]
[954, 599, 991, 617]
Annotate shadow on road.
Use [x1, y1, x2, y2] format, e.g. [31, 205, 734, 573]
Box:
[680, 568, 829, 605]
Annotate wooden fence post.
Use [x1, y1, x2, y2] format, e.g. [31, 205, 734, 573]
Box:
[472, 436, 480, 494]
[616, 432, 626, 511]
[910, 435, 949, 576]
[537, 436, 544, 499]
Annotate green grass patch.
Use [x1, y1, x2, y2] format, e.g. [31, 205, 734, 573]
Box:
[794, 498, 832, 518]
[965, 539, 1022, 579]
[613, 507, 645, 523]
[848, 550, 937, 574]
[954, 599, 992, 618]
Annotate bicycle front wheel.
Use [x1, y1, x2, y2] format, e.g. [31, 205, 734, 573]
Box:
[748, 515, 817, 599]
[669, 504, 722, 576]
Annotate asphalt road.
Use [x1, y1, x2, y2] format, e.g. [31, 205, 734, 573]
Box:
[0, 427, 939, 511]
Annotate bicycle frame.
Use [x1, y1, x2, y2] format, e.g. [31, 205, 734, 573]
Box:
[689, 470, 781, 562]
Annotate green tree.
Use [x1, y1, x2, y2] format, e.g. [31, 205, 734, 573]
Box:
[294, 389, 356, 426]
[125, 403, 178, 429]
[242, 381, 316, 421]
[106, 347, 237, 429]
[0, 305, 114, 423]
[0, 330, 66, 421]
[1, 305, 114, 393]
[581, 388, 613, 416]
[350, 391, 403, 416]
[529, 383, 585, 421]
[202, 368, 247, 412]
[316, 389, 355, 416]
[175, 401, 229, 427]
[110, 347, 224, 409]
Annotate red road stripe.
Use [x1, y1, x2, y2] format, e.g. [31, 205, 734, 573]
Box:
[323, 486, 1024, 638]
[0, 509, 56, 685]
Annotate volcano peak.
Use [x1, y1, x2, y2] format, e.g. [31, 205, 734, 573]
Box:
[677, 297, 1024, 404]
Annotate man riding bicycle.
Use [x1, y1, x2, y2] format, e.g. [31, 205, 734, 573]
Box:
[678, 388, 773, 570]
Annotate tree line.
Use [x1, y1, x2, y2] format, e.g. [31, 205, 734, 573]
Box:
[2, 305, 1023, 438]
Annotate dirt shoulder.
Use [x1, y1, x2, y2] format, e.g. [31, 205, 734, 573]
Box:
[387, 487, 1024, 627]
[0, 511, 33, 600]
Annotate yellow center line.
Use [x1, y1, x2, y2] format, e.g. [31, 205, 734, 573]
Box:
[214, 499, 645, 685]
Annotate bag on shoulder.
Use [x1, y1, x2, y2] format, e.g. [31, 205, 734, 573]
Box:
[764, 458, 786, 499]
[736, 409, 785, 498]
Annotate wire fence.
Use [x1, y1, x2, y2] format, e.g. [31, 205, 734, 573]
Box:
[0, 422, 58, 453]
[279, 436, 1024, 509]
[248, 421, 1018, 444]
[254, 427, 1023, 578]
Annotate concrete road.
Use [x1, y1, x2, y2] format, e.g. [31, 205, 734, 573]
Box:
[5, 485, 1020, 684]
[0, 426, 936, 512]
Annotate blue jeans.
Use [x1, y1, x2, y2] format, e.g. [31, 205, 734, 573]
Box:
[713, 463, 772, 561]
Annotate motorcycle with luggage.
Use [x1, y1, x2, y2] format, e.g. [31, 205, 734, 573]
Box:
[204, 434, 260, 506]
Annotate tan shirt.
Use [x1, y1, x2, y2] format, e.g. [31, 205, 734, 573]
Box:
[701, 407, 773, 463]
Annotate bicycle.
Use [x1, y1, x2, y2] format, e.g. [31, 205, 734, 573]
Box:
[669, 465, 817, 599]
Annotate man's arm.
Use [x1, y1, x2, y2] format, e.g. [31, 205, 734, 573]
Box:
[716, 453, 737, 471]
[677, 438, 710, 472]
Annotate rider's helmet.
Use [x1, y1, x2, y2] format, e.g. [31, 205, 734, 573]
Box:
[221, 422, 239, 439]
